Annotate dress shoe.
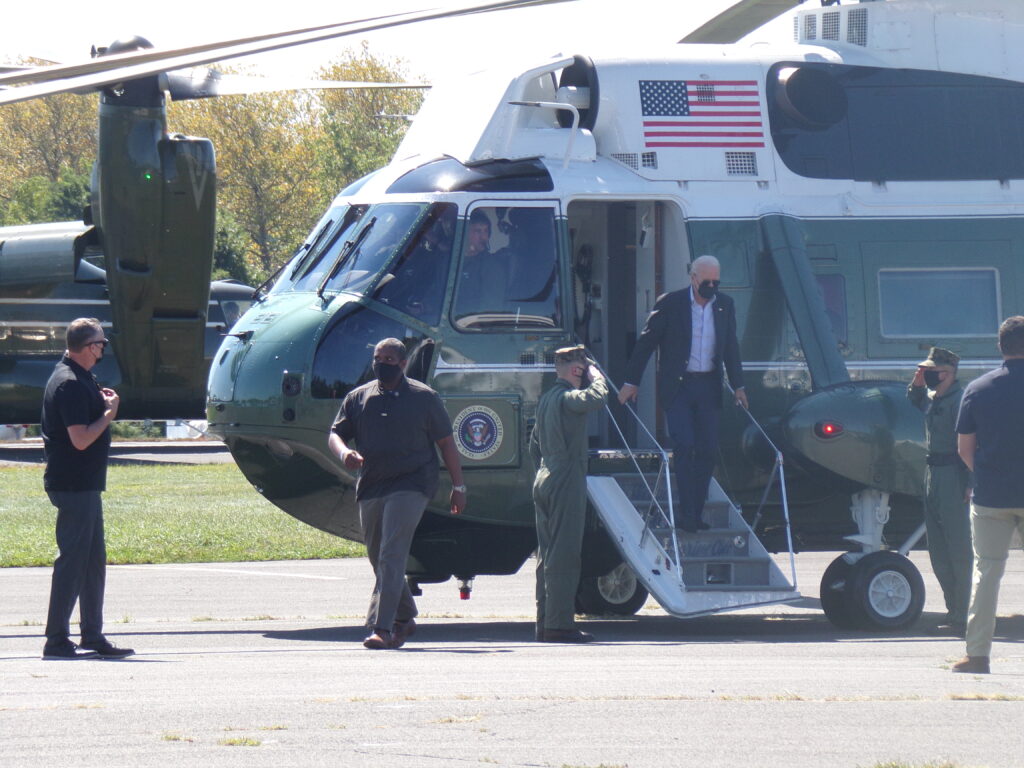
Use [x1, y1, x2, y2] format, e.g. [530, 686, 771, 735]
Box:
[363, 629, 398, 650]
[80, 638, 135, 658]
[540, 628, 594, 644]
[391, 618, 417, 649]
[951, 655, 990, 674]
[42, 640, 97, 660]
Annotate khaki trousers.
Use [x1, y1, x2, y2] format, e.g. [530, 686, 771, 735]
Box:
[965, 503, 1024, 657]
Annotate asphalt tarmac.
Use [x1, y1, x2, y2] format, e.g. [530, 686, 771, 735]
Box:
[2, 552, 1022, 768]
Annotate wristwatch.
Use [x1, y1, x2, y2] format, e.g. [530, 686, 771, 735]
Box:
[452, 484, 467, 493]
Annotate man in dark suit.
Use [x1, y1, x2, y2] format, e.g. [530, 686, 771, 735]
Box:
[618, 255, 747, 532]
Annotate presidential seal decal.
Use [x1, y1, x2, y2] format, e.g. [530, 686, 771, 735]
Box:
[453, 406, 504, 460]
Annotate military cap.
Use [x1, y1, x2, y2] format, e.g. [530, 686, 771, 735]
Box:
[917, 347, 960, 368]
[553, 344, 589, 363]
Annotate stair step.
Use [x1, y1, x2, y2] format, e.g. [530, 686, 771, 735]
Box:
[649, 529, 753, 558]
[681, 558, 772, 587]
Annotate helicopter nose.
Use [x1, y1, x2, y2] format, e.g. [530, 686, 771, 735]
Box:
[781, 381, 926, 497]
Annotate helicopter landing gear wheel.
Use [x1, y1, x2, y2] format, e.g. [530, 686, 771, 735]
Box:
[575, 562, 649, 616]
[847, 551, 925, 630]
[819, 555, 859, 629]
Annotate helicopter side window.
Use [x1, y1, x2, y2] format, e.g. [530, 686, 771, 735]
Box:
[320, 204, 429, 296]
[310, 305, 432, 400]
[372, 203, 457, 326]
[451, 206, 562, 331]
[878, 268, 999, 338]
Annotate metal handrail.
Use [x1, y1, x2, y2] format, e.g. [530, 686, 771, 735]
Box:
[589, 361, 684, 582]
[724, 383, 798, 591]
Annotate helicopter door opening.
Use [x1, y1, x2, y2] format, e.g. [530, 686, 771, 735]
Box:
[567, 200, 690, 449]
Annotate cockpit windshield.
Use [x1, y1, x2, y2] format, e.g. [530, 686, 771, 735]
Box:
[270, 203, 367, 294]
[319, 203, 430, 296]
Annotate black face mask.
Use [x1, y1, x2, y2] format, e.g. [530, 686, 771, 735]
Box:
[372, 361, 403, 386]
[696, 279, 720, 300]
[923, 370, 943, 388]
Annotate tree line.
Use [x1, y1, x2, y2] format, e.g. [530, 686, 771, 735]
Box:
[0, 44, 425, 285]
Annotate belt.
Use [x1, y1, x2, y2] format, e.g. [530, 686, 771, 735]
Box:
[679, 371, 716, 380]
[926, 453, 960, 467]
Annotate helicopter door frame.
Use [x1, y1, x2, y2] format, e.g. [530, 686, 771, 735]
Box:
[566, 197, 691, 449]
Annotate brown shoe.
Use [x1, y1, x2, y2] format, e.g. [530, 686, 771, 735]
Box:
[952, 655, 990, 674]
[540, 628, 594, 644]
[391, 619, 417, 649]
[362, 629, 397, 650]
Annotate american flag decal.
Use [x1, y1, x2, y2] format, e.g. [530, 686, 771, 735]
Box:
[639, 80, 765, 148]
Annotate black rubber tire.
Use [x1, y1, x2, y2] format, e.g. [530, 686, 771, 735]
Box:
[848, 551, 925, 630]
[575, 562, 649, 616]
[819, 555, 861, 629]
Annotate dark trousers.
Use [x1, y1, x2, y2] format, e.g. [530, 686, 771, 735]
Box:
[665, 374, 720, 527]
[359, 491, 427, 633]
[45, 490, 106, 645]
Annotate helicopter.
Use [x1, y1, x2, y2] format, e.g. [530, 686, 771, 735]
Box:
[6, 0, 1022, 630]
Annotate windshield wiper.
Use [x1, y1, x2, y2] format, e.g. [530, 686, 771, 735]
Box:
[252, 259, 290, 302]
[317, 216, 377, 301]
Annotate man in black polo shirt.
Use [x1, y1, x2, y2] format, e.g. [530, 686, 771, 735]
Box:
[328, 338, 466, 650]
[952, 315, 1024, 674]
[41, 318, 133, 659]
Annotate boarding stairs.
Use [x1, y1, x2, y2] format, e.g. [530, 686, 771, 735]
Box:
[587, 381, 800, 618]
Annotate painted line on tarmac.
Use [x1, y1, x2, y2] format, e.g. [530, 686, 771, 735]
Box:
[117, 564, 353, 581]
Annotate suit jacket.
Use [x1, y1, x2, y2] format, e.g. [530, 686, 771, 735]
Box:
[623, 288, 744, 407]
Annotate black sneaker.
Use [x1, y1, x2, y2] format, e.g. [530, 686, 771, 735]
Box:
[80, 638, 135, 658]
[42, 641, 97, 660]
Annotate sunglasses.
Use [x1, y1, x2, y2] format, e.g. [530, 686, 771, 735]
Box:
[89, 339, 111, 349]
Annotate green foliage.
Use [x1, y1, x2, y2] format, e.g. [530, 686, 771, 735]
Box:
[212, 209, 253, 284]
[0, 463, 364, 566]
[316, 42, 426, 196]
[110, 420, 165, 440]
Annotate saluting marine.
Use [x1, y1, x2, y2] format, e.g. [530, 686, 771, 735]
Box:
[908, 346, 971, 633]
[530, 345, 608, 643]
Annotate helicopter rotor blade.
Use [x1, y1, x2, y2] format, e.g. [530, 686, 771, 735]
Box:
[0, 0, 572, 106]
[162, 69, 430, 100]
[679, 0, 801, 44]
[0, 9, 421, 88]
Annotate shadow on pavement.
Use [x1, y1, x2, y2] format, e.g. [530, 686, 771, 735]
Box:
[264, 610, 1024, 646]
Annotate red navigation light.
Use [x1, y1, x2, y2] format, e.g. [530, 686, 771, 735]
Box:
[814, 420, 844, 438]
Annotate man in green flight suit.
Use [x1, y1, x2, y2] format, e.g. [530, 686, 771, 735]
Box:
[908, 346, 972, 633]
[530, 345, 608, 643]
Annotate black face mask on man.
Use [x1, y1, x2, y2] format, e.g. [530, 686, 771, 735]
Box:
[372, 361, 403, 386]
[696, 279, 720, 300]
[923, 370, 943, 389]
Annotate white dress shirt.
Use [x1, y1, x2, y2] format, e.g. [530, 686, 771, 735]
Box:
[687, 286, 716, 372]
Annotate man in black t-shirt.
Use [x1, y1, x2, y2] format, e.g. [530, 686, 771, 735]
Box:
[328, 338, 466, 650]
[41, 318, 133, 659]
[952, 316, 1024, 674]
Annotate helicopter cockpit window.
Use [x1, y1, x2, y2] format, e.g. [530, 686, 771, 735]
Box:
[451, 206, 562, 331]
[371, 203, 457, 326]
[219, 298, 252, 329]
[310, 305, 433, 400]
[320, 204, 429, 296]
[272, 204, 368, 294]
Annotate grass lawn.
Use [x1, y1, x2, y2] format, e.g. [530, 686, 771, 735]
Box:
[0, 463, 365, 567]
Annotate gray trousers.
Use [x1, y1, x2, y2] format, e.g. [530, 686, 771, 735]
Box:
[359, 491, 427, 632]
[533, 466, 586, 631]
[965, 503, 1024, 657]
[45, 490, 106, 644]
